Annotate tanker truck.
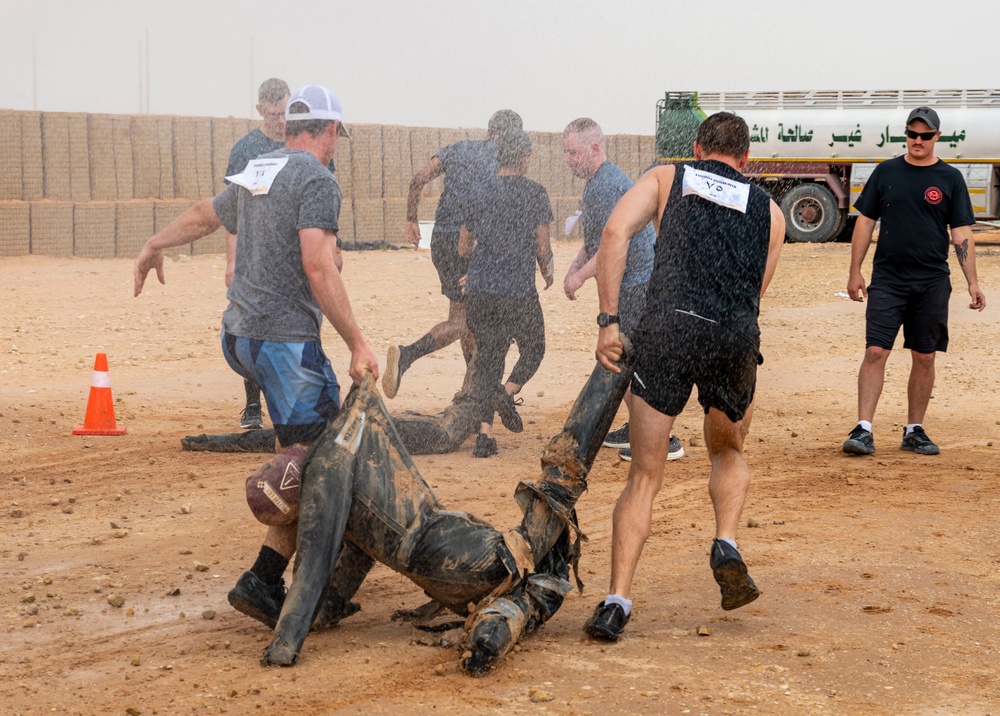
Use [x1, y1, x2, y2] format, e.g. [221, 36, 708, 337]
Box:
[655, 90, 1000, 242]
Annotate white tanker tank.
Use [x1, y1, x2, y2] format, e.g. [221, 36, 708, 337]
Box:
[655, 90, 1000, 242]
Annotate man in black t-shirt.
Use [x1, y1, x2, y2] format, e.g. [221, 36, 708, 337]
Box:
[460, 129, 554, 457]
[583, 113, 785, 641]
[383, 110, 523, 401]
[843, 106, 986, 457]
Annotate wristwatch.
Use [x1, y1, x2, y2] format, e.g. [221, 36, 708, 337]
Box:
[596, 312, 620, 328]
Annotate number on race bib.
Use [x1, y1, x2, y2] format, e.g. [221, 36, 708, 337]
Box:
[226, 157, 290, 196]
[681, 165, 750, 213]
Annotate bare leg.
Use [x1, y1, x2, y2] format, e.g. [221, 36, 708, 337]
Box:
[857, 346, 891, 423]
[608, 397, 676, 599]
[263, 524, 297, 560]
[907, 350, 936, 424]
[388, 301, 473, 399]
[704, 406, 752, 541]
[429, 300, 469, 349]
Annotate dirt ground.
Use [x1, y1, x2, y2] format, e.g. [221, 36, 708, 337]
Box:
[2, 236, 999, 716]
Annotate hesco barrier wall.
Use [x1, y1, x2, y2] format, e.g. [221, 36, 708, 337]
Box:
[0, 110, 656, 257]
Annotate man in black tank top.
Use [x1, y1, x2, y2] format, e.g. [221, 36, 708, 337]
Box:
[581, 113, 786, 641]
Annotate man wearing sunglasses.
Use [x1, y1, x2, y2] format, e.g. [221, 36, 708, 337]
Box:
[844, 106, 986, 457]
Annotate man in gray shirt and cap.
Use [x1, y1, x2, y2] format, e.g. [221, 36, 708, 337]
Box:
[135, 84, 379, 627]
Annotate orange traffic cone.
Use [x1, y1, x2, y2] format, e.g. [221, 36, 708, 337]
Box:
[73, 353, 127, 436]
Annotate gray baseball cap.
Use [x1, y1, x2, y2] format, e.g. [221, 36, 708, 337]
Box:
[906, 106, 940, 130]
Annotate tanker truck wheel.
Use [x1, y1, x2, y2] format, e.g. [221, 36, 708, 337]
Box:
[780, 184, 842, 243]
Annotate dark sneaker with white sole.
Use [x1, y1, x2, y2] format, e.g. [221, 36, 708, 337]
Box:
[710, 539, 760, 611]
[583, 600, 630, 641]
[617, 435, 684, 462]
[241, 403, 264, 430]
[901, 426, 940, 455]
[228, 571, 286, 628]
[496, 392, 523, 433]
[842, 425, 875, 455]
[604, 423, 630, 448]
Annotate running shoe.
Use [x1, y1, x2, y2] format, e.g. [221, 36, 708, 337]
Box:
[228, 571, 286, 628]
[240, 403, 263, 430]
[709, 539, 760, 611]
[901, 426, 940, 455]
[383, 345, 403, 399]
[617, 435, 684, 462]
[842, 425, 875, 455]
[583, 600, 630, 641]
[496, 392, 523, 433]
[603, 423, 630, 448]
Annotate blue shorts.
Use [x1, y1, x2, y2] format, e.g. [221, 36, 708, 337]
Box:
[221, 331, 340, 447]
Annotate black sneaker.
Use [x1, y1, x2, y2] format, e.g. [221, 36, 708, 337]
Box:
[496, 392, 524, 433]
[241, 403, 264, 430]
[710, 539, 760, 611]
[901, 426, 940, 455]
[842, 425, 875, 455]
[604, 423, 630, 448]
[228, 571, 286, 628]
[617, 435, 684, 462]
[583, 600, 630, 641]
[473, 433, 498, 458]
[383, 345, 404, 399]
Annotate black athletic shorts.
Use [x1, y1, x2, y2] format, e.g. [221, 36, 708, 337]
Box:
[430, 228, 469, 303]
[631, 311, 761, 423]
[865, 277, 951, 353]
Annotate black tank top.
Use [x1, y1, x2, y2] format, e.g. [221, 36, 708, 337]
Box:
[644, 159, 772, 343]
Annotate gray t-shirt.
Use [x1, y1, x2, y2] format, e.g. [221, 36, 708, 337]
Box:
[225, 128, 284, 179]
[582, 161, 656, 289]
[214, 148, 342, 343]
[225, 129, 336, 183]
[433, 139, 498, 232]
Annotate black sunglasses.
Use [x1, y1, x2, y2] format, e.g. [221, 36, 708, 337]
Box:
[905, 129, 938, 141]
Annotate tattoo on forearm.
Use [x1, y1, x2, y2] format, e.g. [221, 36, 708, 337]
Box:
[955, 238, 969, 266]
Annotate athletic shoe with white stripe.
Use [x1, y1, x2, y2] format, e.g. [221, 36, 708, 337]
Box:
[617, 435, 685, 462]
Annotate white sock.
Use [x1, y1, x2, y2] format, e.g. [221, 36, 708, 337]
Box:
[717, 537, 738, 550]
[605, 593, 632, 616]
[858, 420, 872, 433]
[905, 423, 920, 436]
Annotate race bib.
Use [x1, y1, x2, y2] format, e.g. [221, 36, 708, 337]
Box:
[226, 157, 289, 196]
[681, 165, 750, 213]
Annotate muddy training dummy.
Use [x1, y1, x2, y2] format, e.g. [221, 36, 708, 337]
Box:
[253, 344, 633, 675]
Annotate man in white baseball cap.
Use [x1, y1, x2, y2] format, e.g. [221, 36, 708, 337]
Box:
[135, 83, 376, 629]
[286, 84, 351, 138]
